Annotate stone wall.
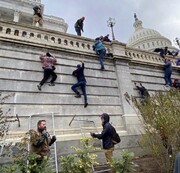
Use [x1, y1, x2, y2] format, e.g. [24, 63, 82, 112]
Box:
[0, 20, 180, 161]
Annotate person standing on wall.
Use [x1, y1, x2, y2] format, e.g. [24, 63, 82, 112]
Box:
[93, 37, 106, 70]
[32, 5, 43, 27]
[90, 113, 114, 162]
[37, 52, 57, 91]
[74, 17, 85, 36]
[71, 61, 88, 108]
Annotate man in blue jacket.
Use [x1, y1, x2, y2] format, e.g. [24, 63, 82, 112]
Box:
[71, 61, 88, 108]
[93, 37, 106, 70]
[90, 113, 114, 162]
[164, 58, 172, 86]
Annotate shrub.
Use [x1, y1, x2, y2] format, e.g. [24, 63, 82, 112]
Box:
[60, 137, 99, 173]
[110, 150, 137, 173]
[125, 89, 180, 173]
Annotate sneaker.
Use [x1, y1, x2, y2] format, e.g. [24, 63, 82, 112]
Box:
[75, 94, 81, 98]
[37, 85, 41, 91]
[84, 103, 88, 108]
[49, 83, 55, 86]
[100, 67, 105, 70]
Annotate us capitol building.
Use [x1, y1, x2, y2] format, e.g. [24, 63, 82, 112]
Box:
[0, 0, 179, 167]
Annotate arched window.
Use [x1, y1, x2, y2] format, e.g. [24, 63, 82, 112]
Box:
[51, 37, 55, 43]
[70, 41, 74, 46]
[82, 43, 85, 48]
[22, 31, 27, 37]
[76, 42, 79, 47]
[30, 33, 34, 38]
[58, 38, 61, 44]
[44, 35, 48, 41]
[14, 30, 19, 36]
[6, 28, 11, 34]
[64, 40, 68, 45]
[37, 34, 41, 39]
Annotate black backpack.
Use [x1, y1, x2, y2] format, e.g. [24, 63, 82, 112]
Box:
[111, 125, 121, 145]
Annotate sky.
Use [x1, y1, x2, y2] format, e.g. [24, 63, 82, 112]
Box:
[41, 0, 180, 47]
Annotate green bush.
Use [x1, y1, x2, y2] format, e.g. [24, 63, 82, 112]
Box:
[60, 137, 99, 173]
[110, 150, 137, 173]
[125, 89, 180, 173]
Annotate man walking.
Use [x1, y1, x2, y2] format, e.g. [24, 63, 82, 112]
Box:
[74, 17, 85, 36]
[90, 113, 114, 162]
[29, 120, 56, 164]
[71, 61, 88, 108]
[93, 37, 106, 70]
[37, 52, 57, 91]
[32, 5, 43, 27]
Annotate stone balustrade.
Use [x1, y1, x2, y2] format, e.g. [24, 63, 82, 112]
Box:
[0, 21, 96, 55]
[0, 20, 179, 67]
[125, 47, 177, 66]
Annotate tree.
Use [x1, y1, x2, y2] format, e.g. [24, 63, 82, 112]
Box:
[125, 89, 180, 173]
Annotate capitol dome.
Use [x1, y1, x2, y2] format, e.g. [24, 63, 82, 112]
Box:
[127, 14, 177, 51]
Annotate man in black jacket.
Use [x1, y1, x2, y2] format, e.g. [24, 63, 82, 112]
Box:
[90, 113, 114, 162]
[74, 17, 85, 36]
[71, 61, 88, 108]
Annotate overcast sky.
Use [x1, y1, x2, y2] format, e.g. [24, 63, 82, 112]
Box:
[41, 0, 180, 47]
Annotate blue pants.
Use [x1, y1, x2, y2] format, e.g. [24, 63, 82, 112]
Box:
[71, 81, 87, 104]
[174, 152, 180, 173]
[98, 49, 106, 69]
[164, 72, 172, 86]
[75, 27, 81, 36]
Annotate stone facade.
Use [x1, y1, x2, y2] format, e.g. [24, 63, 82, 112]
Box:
[0, 0, 68, 32]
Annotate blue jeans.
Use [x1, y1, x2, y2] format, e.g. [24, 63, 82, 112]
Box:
[98, 49, 106, 69]
[75, 27, 81, 36]
[164, 72, 172, 86]
[174, 152, 180, 173]
[71, 81, 87, 104]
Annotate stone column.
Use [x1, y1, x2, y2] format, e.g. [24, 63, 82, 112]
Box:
[111, 41, 144, 135]
[115, 58, 144, 135]
[13, 10, 20, 23]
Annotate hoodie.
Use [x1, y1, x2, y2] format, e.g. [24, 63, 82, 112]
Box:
[94, 113, 114, 149]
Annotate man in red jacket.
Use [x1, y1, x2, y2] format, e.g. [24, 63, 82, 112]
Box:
[37, 52, 57, 91]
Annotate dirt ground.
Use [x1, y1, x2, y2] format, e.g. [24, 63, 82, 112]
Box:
[133, 155, 162, 173]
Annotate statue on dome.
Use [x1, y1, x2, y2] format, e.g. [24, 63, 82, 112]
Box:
[134, 13, 138, 21]
[32, 5, 43, 27]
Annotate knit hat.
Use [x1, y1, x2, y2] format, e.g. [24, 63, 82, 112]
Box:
[46, 52, 51, 57]
[77, 64, 81, 68]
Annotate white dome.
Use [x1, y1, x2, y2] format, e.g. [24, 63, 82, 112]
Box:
[127, 14, 176, 51]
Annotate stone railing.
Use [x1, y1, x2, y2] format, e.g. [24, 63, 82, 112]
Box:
[125, 47, 177, 66]
[0, 20, 179, 67]
[0, 20, 96, 54]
